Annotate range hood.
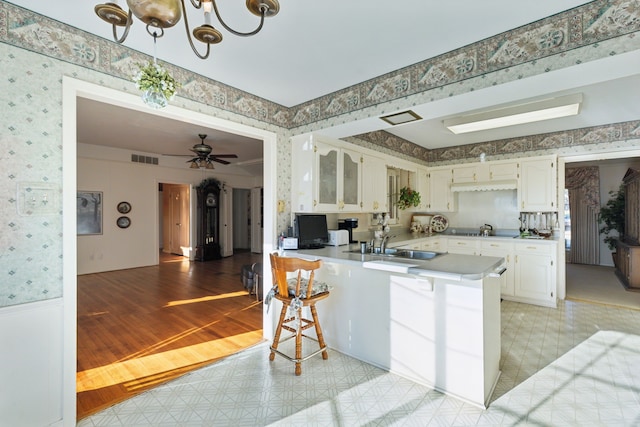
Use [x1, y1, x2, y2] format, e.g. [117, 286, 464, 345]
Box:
[450, 179, 518, 192]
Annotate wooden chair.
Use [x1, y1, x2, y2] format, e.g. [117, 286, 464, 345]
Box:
[268, 252, 331, 375]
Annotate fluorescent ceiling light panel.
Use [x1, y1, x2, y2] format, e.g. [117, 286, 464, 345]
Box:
[444, 94, 582, 134]
[380, 110, 422, 125]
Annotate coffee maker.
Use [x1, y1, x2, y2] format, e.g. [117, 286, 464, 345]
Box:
[338, 218, 358, 243]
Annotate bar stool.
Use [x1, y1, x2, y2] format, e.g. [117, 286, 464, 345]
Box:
[267, 252, 331, 375]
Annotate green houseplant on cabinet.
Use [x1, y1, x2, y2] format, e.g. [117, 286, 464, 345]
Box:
[598, 184, 625, 265]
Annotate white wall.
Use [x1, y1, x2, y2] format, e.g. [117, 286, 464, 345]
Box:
[78, 144, 261, 274]
[0, 299, 63, 427]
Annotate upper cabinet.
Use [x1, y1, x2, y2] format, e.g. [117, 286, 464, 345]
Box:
[518, 156, 557, 211]
[427, 167, 455, 212]
[291, 134, 363, 212]
[315, 143, 362, 211]
[362, 154, 388, 212]
[416, 167, 430, 211]
[452, 161, 518, 183]
[292, 133, 559, 215]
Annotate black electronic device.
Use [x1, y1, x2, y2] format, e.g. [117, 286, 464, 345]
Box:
[338, 217, 359, 243]
[295, 214, 329, 249]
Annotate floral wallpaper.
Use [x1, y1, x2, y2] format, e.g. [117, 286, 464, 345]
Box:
[1, 0, 640, 307]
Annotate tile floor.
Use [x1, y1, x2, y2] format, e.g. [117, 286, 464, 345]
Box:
[78, 299, 640, 426]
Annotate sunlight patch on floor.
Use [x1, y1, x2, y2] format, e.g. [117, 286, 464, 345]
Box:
[164, 291, 250, 307]
[76, 330, 264, 392]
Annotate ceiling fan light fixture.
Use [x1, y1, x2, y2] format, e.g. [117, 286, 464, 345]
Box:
[444, 94, 583, 134]
[189, 160, 199, 169]
[205, 161, 214, 169]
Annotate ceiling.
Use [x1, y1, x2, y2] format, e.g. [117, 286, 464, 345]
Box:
[10, 1, 640, 171]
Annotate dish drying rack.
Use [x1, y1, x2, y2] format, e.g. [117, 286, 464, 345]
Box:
[519, 212, 558, 236]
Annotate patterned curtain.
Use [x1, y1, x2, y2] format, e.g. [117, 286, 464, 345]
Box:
[565, 166, 600, 265]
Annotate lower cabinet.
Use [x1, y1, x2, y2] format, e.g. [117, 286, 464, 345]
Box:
[421, 237, 447, 253]
[393, 236, 557, 307]
[480, 241, 514, 297]
[447, 238, 479, 255]
[513, 243, 556, 307]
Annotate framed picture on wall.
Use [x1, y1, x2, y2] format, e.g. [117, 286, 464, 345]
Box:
[77, 191, 103, 235]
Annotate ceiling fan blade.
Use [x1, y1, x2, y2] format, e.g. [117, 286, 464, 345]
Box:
[210, 154, 238, 158]
[163, 154, 194, 157]
[211, 157, 231, 165]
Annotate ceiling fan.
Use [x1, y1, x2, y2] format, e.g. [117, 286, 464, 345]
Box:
[165, 134, 238, 169]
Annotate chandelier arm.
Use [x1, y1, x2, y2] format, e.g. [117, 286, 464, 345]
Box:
[112, 10, 134, 44]
[188, 0, 203, 9]
[180, 0, 211, 59]
[211, 1, 266, 37]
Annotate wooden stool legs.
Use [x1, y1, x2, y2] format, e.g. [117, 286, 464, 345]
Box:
[269, 304, 288, 362]
[269, 302, 329, 375]
[310, 305, 328, 360]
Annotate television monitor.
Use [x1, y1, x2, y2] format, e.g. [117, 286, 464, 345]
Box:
[295, 214, 329, 249]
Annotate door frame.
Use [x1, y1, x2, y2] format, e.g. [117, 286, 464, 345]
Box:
[62, 76, 277, 425]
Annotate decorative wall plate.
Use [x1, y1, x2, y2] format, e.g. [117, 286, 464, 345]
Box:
[430, 214, 449, 232]
[117, 201, 131, 214]
[116, 216, 131, 229]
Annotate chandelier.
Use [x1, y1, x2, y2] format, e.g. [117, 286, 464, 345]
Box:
[94, 0, 280, 59]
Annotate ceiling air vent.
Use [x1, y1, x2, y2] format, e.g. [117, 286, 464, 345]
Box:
[131, 154, 158, 165]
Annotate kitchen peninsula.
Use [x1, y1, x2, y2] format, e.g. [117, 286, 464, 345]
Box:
[289, 244, 505, 408]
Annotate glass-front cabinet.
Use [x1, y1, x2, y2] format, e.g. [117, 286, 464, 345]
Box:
[314, 141, 362, 212]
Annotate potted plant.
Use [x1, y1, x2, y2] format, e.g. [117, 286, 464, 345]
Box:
[397, 186, 421, 210]
[133, 61, 181, 109]
[598, 183, 625, 265]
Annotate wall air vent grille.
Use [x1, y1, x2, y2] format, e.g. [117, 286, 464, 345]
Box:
[131, 154, 158, 165]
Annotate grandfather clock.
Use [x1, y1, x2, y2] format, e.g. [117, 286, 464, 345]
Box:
[196, 179, 222, 261]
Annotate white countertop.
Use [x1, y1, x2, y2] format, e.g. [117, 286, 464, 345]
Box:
[290, 243, 505, 281]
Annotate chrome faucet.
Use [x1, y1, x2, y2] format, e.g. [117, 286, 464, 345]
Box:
[380, 234, 395, 253]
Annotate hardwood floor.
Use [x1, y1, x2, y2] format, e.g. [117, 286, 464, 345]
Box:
[77, 251, 264, 419]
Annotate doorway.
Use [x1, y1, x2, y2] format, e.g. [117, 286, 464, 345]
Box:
[63, 77, 277, 423]
[562, 155, 640, 308]
[160, 183, 191, 257]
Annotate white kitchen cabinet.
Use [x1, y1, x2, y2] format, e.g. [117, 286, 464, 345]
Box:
[452, 162, 518, 184]
[452, 164, 477, 184]
[421, 236, 447, 253]
[416, 167, 430, 210]
[490, 162, 519, 181]
[518, 156, 557, 211]
[447, 237, 479, 255]
[291, 135, 362, 212]
[361, 154, 387, 212]
[513, 241, 556, 307]
[427, 167, 455, 212]
[480, 240, 514, 296]
[316, 143, 362, 212]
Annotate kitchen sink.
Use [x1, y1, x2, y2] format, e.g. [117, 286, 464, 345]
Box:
[346, 248, 444, 260]
[394, 249, 442, 260]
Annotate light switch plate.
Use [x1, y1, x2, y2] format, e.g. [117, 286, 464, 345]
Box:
[17, 182, 59, 216]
